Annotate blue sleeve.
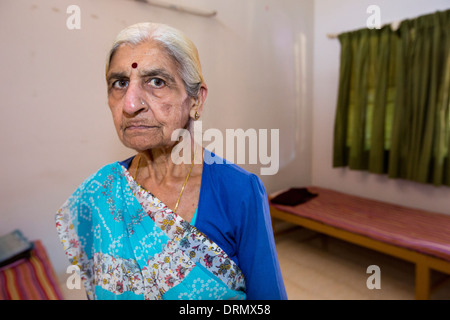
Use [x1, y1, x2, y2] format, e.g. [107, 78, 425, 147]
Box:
[237, 175, 287, 300]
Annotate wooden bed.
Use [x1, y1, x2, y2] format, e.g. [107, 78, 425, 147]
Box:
[269, 186, 450, 300]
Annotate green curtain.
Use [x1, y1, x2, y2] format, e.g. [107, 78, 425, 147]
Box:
[333, 9, 450, 186]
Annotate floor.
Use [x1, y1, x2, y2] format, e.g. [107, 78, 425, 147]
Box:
[58, 221, 450, 300]
[274, 222, 450, 300]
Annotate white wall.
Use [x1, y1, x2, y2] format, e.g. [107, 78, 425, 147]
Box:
[0, 0, 314, 275]
[312, 0, 450, 215]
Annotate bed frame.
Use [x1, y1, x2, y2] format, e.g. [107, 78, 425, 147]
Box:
[269, 187, 450, 300]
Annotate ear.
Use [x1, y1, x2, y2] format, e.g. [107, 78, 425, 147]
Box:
[189, 83, 208, 120]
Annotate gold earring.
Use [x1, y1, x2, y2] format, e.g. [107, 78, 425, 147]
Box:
[194, 111, 200, 120]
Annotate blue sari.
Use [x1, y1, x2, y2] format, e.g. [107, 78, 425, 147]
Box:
[56, 162, 246, 300]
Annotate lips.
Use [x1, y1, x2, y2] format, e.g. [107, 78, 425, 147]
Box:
[123, 122, 158, 131]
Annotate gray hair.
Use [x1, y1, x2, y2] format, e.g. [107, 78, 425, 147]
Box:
[105, 22, 204, 98]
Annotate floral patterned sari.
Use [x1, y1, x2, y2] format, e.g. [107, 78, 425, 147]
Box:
[56, 162, 246, 300]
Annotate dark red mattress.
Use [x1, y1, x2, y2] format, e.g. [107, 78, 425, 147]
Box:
[270, 187, 450, 261]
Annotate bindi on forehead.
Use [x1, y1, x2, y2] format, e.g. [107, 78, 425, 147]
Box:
[131, 62, 138, 69]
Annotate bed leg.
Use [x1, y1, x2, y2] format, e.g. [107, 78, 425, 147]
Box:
[415, 262, 430, 300]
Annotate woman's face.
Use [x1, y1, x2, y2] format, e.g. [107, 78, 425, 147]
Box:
[106, 41, 195, 152]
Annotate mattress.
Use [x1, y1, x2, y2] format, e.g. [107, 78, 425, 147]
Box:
[270, 187, 450, 261]
[0, 240, 64, 300]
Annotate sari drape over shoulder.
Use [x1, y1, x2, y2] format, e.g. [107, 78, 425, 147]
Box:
[56, 162, 246, 300]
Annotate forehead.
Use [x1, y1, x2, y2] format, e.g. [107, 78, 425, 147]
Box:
[108, 41, 179, 75]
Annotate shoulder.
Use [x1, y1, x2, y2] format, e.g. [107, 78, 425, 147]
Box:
[58, 162, 122, 222]
[203, 149, 262, 181]
[202, 149, 266, 200]
[71, 162, 122, 196]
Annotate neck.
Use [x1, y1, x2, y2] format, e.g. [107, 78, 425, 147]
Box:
[137, 140, 201, 184]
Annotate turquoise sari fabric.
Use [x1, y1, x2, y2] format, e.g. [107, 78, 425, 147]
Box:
[56, 162, 246, 300]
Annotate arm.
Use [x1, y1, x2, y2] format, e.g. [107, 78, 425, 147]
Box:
[237, 175, 287, 300]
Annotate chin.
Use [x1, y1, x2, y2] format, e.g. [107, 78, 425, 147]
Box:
[122, 137, 175, 153]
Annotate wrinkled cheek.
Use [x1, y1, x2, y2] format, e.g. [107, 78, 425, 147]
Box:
[156, 103, 185, 128]
[109, 112, 124, 140]
[157, 101, 174, 116]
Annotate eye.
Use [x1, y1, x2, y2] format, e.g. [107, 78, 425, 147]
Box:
[112, 79, 129, 89]
[149, 78, 166, 88]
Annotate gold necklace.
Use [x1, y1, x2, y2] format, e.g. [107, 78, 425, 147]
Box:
[173, 154, 195, 213]
[134, 148, 196, 213]
[133, 156, 141, 180]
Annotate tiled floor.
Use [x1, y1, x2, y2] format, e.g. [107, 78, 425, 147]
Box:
[274, 222, 450, 300]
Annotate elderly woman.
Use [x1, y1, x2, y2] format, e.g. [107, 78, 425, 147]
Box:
[56, 22, 286, 300]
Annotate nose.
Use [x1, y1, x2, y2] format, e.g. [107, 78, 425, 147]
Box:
[123, 81, 147, 115]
